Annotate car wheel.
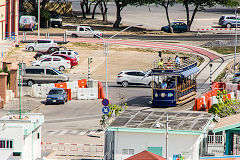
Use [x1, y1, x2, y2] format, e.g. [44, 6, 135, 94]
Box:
[27, 80, 34, 86]
[238, 81, 240, 84]
[149, 81, 156, 88]
[71, 34, 78, 38]
[28, 47, 34, 52]
[59, 66, 65, 71]
[226, 23, 232, 28]
[121, 81, 129, 87]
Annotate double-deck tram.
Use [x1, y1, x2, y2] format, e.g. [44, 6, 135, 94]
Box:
[151, 57, 200, 107]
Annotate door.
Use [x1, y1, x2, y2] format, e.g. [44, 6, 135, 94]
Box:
[135, 71, 147, 84]
[52, 57, 62, 69]
[125, 72, 139, 84]
[45, 69, 59, 83]
[41, 58, 52, 67]
[85, 27, 92, 37]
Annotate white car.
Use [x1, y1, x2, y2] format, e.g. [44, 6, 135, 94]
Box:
[25, 39, 58, 52]
[31, 56, 71, 71]
[66, 26, 103, 38]
[117, 70, 162, 87]
[40, 50, 79, 62]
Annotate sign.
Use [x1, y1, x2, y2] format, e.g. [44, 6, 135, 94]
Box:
[102, 106, 110, 114]
[102, 98, 109, 106]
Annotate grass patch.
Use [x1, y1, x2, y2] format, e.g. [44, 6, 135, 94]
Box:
[207, 46, 240, 55]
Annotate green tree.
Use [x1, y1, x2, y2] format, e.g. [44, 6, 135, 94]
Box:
[178, 0, 240, 31]
[113, 0, 145, 28]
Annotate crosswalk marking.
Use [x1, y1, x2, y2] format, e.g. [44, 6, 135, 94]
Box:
[78, 131, 87, 136]
[57, 130, 69, 136]
[47, 130, 59, 135]
[68, 130, 79, 135]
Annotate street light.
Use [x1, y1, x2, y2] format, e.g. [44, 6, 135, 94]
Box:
[234, 7, 240, 74]
[38, 0, 40, 39]
[95, 24, 143, 98]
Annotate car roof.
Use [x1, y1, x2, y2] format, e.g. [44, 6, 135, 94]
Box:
[50, 88, 65, 91]
[25, 66, 53, 69]
[121, 70, 144, 72]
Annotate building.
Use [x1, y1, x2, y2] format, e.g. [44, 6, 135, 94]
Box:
[0, 113, 44, 159]
[104, 109, 213, 160]
[0, 0, 6, 40]
[0, 0, 19, 41]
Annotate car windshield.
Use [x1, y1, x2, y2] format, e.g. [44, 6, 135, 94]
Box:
[53, 68, 63, 74]
[49, 89, 63, 95]
[74, 51, 79, 55]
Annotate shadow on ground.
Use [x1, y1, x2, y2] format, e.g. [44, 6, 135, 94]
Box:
[126, 96, 152, 107]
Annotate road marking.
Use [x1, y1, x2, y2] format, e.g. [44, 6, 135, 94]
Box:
[47, 130, 59, 135]
[78, 131, 87, 136]
[57, 130, 69, 136]
[68, 130, 79, 135]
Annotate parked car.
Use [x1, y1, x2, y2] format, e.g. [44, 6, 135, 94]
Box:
[25, 39, 58, 52]
[49, 12, 62, 28]
[40, 50, 80, 62]
[218, 15, 240, 28]
[116, 70, 162, 87]
[19, 15, 38, 31]
[161, 22, 187, 33]
[22, 66, 69, 86]
[66, 26, 103, 38]
[46, 88, 68, 105]
[33, 46, 66, 60]
[31, 56, 71, 71]
[232, 72, 240, 84]
[45, 54, 78, 67]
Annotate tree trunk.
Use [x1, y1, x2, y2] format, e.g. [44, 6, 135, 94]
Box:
[103, 1, 108, 21]
[85, 0, 91, 14]
[80, 0, 86, 18]
[189, 5, 199, 29]
[183, 0, 190, 32]
[92, 0, 100, 19]
[163, 0, 173, 33]
[113, 1, 122, 28]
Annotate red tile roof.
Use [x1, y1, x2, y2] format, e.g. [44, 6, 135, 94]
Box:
[125, 150, 166, 160]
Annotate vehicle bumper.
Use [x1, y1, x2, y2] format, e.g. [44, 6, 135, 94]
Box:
[46, 99, 64, 104]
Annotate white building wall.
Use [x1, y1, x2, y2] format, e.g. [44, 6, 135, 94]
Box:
[114, 131, 202, 160]
[22, 132, 33, 160]
[0, 127, 24, 159]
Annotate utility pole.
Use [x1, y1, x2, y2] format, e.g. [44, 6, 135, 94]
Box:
[18, 63, 22, 119]
[166, 114, 168, 160]
[88, 57, 92, 79]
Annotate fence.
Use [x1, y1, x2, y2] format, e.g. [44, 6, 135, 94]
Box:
[207, 135, 224, 156]
[41, 142, 104, 158]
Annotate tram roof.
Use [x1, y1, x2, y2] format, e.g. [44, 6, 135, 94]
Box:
[108, 109, 213, 135]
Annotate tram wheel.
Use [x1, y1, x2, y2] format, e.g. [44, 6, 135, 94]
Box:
[121, 81, 129, 87]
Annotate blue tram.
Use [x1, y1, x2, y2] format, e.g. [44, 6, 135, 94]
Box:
[151, 57, 200, 107]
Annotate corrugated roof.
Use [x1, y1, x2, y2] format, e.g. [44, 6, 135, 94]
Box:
[213, 113, 240, 133]
[125, 150, 166, 160]
[109, 109, 213, 133]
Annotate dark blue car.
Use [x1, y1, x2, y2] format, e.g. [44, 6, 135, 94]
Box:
[46, 88, 68, 105]
[161, 22, 188, 33]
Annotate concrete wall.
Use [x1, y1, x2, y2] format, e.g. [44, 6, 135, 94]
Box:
[0, 127, 24, 159]
[0, 0, 6, 40]
[113, 131, 202, 160]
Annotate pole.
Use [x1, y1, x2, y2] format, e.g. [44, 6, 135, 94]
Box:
[88, 58, 90, 79]
[166, 114, 168, 160]
[18, 63, 22, 119]
[209, 63, 212, 88]
[235, 9, 238, 74]
[105, 41, 108, 98]
[38, 0, 40, 39]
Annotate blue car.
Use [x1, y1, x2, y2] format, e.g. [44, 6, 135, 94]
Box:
[161, 22, 188, 33]
[46, 88, 68, 105]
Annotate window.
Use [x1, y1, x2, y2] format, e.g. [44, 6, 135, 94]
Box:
[74, 51, 79, 55]
[126, 72, 137, 76]
[42, 58, 52, 62]
[67, 52, 71, 55]
[52, 51, 59, 55]
[46, 69, 58, 75]
[53, 58, 61, 61]
[25, 69, 44, 74]
[0, 140, 13, 149]
[61, 52, 66, 55]
[136, 72, 145, 76]
[122, 149, 134, 155]
[79, 28, 84, 31]
[148, 147, 162, 156]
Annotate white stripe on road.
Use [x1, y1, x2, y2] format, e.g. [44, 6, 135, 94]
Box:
[69, 130, 79, 135]
[48, 130, 59, 135]
[79, 131, 87, 136]
[57, 130, 69, 136]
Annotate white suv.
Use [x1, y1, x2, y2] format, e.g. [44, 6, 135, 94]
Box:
[40, 50, 79, 62]
[25, 39, 58, 52]
[31, 56, 71, 71]
[116, 70, 162, 87]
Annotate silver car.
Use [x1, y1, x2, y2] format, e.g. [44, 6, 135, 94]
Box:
[232, 72, 240, 84]
[219, 15, 240, 28]
[116, 70, 162, 87]
[25, 39, 58, 52]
